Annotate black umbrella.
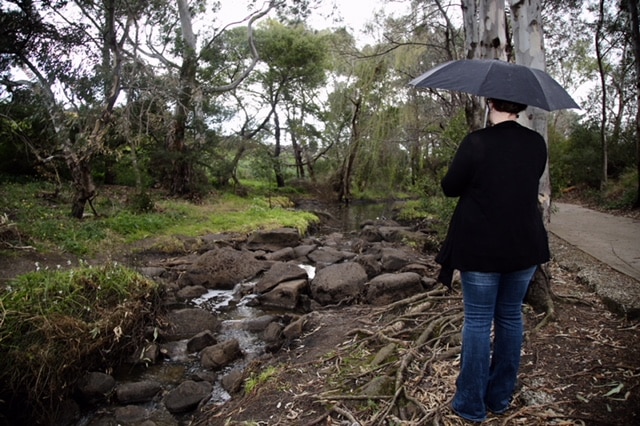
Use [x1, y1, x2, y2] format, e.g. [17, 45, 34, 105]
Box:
[408, 59, 580, 111]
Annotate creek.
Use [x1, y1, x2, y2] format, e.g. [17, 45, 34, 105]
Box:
[75, 200, 404, 425]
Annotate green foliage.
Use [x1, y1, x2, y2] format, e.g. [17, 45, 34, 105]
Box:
[0, 262, 159, 421]
[601, 168, 638, 210]
[0, 180, 319, 256]
[244, 365, 279, 394]
[549, 121, 602, 190]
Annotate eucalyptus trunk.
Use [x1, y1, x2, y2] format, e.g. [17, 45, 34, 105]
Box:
[509, 0, 554, 318]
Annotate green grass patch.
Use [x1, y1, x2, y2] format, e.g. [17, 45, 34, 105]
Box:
[244, 365, 280, 394]
[0, 262, 160, 421]
[0, 181, 319, 256]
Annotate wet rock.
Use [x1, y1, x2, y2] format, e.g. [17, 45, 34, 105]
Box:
[355, 253, 382, 278]
[178, 247, 268, 289]
[263, 246, 296, 261]
[114, 405, 149, 423]
[262, 321, 284, 352]
[163, 380, 212, 413]
[116, 381, 162, 404]
[282, 316, 305, 340]
[162, 308, 219, 341]
[200, 340, 243, 370]
[365, 272, 423, 305]
[241, 314, 279, 332]
[187, 330, 217, 353]
[176, 285, 208, 300]
[259, 279, 308, 310]
[310, 262, 368, 305]
[246, 227, 300, 251]
[221, 368, 245, 394]
[380, 247, 413, 271]
[293, 244, 317, 258]
[307, 246, 354, 265]
[255, 262, 309, 294]
[77, 372, 116, 404]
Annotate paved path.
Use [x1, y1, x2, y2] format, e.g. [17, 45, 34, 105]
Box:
[549, 202, 640, 282]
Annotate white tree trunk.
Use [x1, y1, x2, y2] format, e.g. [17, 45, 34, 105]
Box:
[509, 0, 551, 224]
[461, 0, 480, 59]
[479, 0, 507, 60]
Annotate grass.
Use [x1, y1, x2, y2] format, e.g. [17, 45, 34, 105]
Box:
[0, 180, 319, 256]
[0, 261, 161, 421]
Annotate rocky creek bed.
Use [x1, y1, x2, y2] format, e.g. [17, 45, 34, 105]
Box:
[2, 213, 639, 426]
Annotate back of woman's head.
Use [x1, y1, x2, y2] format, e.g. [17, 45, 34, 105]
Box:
[488, 98, 527, 114]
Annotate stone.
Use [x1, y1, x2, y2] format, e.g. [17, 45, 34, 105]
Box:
[365, 272, 423, 305]
[255, 262, 308, 294]
[259, 279, 308, 310]
[187, 330, 217, 353]
[163, 380, 212, 413]
[263, 246, 296, 261]
[200, 340, 243, 370]
[310, 262, 368, 305]
[162, 308, 219, 341]
[177, 247, 268, 289]
[246, 228, 300, 251]
[114, 405, 149, 423]
[116, 381, 162, 404]
[221, 368, 245, 394]
[176, 285, 208, 300]
[76, 372, 115, 403]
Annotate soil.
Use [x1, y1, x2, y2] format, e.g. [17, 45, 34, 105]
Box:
[1, 210, 639, 425]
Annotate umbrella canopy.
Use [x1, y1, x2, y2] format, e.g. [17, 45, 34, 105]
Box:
[408, 59, 580, 111]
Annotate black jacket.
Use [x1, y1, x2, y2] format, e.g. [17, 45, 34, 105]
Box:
[436, 120, 550, 284]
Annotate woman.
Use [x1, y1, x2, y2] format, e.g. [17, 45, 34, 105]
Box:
[436, 98, 550, 422]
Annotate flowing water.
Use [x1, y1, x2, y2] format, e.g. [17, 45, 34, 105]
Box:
[78, 201, 398, 424]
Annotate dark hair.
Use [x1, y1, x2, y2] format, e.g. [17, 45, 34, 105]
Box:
[488, 98, 527, 114]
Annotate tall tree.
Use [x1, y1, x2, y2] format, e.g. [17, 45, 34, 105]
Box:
[0, 0, 131, 218]
[625, 0, 640, 208]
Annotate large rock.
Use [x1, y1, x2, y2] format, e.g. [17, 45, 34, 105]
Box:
[259, 279, 308, 311]
[178, 247, 268, 289]
[365, 272, 424, 305]
[246, 228, 300, 251]
[307, 246, 354, 265]
[162, 308, 219, 341]
[200, 340, 243, 370]
[76, 372, 115, 403]
[116, 381, 162, 404]
[380, 247, 414, 271]
[310, 262, 368, 305]
[255, 262, 309, 294]
[163, 380, 212, 413]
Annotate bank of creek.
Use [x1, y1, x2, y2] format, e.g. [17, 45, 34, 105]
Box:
[4, 199, 640, 426]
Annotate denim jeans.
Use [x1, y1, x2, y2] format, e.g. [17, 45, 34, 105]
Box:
[451, 266, 537, 423]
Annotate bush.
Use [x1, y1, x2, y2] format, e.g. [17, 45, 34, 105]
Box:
[0, 263, 161, 423]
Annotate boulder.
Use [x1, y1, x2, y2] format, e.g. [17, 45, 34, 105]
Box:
[365, 272, 423, 305]
[307, 246, 353, 265]
[259, 279, 308, 310]
[380, 247, 414, 271]
[76, 372, 115, 403]
[263, 246, 296, 261]
[177, 247, 268, 289]
[310, 262, 368, 305]
[200, 340, 243, 370]
[246, 228, 300, 251]
[187, 330, 217, 353]
[163, 380, 212, 413]
[116, 381, 162, 404]
[176, 285, 208, 300]
[114, 405, 149, 423]
[162, 308, 219, 341]
[255, 262, 309, 294]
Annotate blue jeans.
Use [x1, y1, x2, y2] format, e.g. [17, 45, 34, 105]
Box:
[451, 266, 537, 423]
